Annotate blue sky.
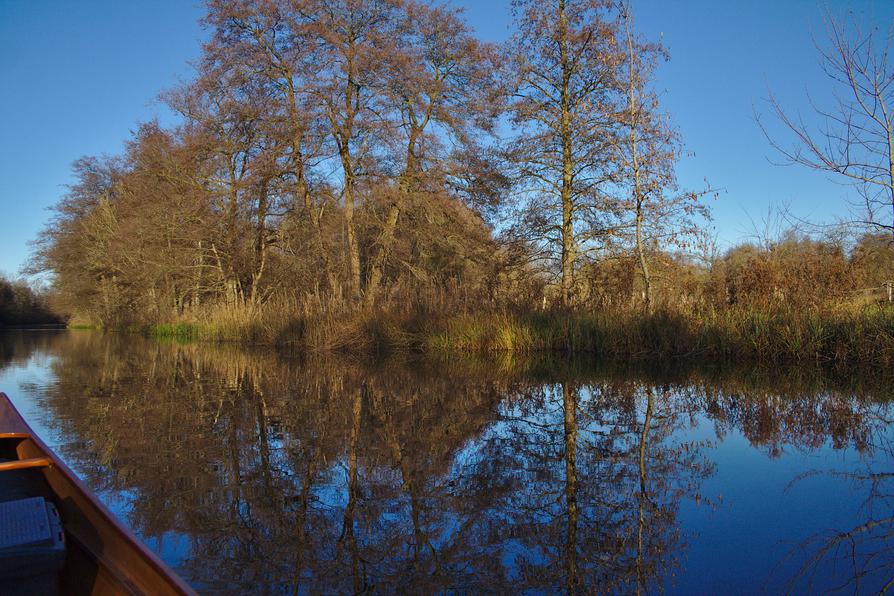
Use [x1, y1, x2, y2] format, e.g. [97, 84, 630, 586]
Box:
[1, 0, 892, 277]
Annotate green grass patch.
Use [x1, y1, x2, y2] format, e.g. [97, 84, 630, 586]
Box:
[148, 322, 202, 343]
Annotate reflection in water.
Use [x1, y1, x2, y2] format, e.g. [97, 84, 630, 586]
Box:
[1, 331, 894, 593]
[780, 425, 894, 593]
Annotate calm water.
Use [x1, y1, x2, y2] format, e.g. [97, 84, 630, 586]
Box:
[1, 331, 893, 594]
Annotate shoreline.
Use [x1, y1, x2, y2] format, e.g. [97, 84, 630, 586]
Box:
[122, 305, 894, 367]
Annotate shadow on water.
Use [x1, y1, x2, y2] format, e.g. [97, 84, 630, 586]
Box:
[2, 330, 894, 593]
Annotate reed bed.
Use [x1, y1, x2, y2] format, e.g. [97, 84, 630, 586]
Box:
[140, 297, 894, 367]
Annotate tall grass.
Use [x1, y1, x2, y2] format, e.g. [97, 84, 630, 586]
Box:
[425, 305, 894, 365]
[139, 298, 894, 366]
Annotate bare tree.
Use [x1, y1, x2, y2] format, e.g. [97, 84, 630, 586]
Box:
[616, 1, 662, 312]
[761, 16, 894, 239]
[364, 1, 500, 305]
[201, 0, 338, 297]
[505, 0, 624, 308]
[614, 1, 709, 313]
[312, 0, 405, 299]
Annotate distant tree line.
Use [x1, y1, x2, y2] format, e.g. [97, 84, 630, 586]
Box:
[0, 276, 60, 327]
[27, 0, 894, 330]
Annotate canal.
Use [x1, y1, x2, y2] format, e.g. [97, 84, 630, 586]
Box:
[1, 330, 892, 593]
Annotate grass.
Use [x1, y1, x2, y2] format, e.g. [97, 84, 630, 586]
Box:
[133, 299, 894, 367]
[425, 304, 894, 366]
[148, 322, 202, 343]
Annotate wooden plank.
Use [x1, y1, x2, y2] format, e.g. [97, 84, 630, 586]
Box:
[0, 457, 52, 472]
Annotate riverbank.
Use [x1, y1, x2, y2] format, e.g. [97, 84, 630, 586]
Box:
[140, 303, 894, 367]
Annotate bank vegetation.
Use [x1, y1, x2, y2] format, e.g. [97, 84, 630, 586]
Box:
[27, 0, 894, 364]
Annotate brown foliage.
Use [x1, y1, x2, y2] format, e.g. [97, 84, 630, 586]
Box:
[28, 1, 894, 333]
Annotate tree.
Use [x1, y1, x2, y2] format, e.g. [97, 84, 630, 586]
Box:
[505, 0, 624, 308]
[0, 276, 59, 326]
[364, 1, 501, 304]
[200, 0, 338, 297]
[114, 124, 222, 313]
[311, 0, 406, 299]
[615, 1, 662, 312]
[762, 16, 894, 239]
[613, 1, 709, 313]
[29, 156, 128, 324]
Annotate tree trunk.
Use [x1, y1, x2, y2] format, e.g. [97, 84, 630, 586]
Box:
[341, 153, 362, 299]
[226, 164, 242, 306]
[365, 132, 419, 306]
[287, 80, 337, 293]
[364, 200, 401, 306]
[625, 7, 653, 313]
[559, 0, 575, 309]
[886, 123, 894, 239]
[365, 80, 444, 307]
[563, 382, 579, 593]
[193, 241, 203, 308]
[635, 204, 653, 313]
[249, 182, 269, 306]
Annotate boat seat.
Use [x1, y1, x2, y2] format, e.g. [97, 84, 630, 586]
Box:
[0, 458, 50, 504]
[0, 458, 63, 596]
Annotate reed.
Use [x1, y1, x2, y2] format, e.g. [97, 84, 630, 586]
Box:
[424, 305, 894, 365]
[139, 297, 894, 366]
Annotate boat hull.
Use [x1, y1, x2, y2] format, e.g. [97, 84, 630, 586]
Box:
[0, 392, 195, 595]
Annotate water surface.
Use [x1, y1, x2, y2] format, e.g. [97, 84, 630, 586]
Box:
[1, 331, 893, 594]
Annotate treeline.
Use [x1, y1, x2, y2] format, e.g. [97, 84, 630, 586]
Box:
[0, 276, 60, 327]
[28, 0, 894, 361]
[30, 0, 701, 322]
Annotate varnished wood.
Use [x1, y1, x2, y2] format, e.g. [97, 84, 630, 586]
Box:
[0, 392, 196, 596]
[0, 456, 51, 471]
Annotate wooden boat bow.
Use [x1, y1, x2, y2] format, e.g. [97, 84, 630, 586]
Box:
[0, 392, 196, 595]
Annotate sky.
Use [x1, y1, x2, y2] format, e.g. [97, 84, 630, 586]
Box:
[1, 0, 893, 278]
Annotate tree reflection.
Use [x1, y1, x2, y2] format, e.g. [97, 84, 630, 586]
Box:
[3, 332, 894, 593]
[776, 404, 894, 593]
[483, 379, 714, 593]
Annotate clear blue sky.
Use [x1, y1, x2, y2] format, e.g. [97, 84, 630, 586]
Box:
[1, 0, 892, 277]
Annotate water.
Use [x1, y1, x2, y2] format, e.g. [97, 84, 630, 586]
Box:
[1, 330, 893, 594]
